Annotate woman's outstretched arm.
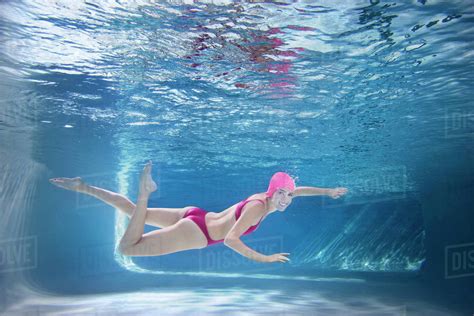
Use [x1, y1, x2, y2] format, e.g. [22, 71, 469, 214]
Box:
[294, 186, 348, 199]
[224, 202, 290, 263]
[119, 161, 157, 253]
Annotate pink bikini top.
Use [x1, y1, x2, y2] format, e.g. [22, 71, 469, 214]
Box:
[234, 198, 266, 235]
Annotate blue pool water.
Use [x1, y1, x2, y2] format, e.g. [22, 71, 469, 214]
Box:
[0, 0, 473, 315]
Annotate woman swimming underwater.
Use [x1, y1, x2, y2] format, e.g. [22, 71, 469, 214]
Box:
[49, 161, 348, 263]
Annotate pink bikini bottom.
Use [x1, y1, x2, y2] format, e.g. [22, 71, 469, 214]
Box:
[183, 207, 224, 246]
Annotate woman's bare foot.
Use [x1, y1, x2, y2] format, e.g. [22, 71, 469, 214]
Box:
[139, 160, 157, 195]
[49, 177, 87, 192]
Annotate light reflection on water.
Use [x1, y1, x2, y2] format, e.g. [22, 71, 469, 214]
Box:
[3, 284, 456, 316]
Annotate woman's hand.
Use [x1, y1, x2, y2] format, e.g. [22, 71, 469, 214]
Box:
[329, 187, 348, 199]
[265, 253, 290, 263]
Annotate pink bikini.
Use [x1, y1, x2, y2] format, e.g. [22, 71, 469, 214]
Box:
[183, 198, 265, 246]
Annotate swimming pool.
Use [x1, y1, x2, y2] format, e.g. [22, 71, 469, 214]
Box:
[0, 0, 473, 315]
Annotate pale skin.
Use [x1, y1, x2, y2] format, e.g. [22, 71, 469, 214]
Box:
[49, 161, 348, 263]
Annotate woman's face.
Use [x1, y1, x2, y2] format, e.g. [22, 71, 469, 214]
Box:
[271, 188, 294, 211]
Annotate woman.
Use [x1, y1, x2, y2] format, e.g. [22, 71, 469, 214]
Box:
[50, 161, 348, 263]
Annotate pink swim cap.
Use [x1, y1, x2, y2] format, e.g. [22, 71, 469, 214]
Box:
[265, 172, 296, 198]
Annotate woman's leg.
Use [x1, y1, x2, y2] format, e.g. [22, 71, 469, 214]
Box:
[119, 161, 207, 256]
[49, 176, 193, 228]
[120, 219, 208, 256]
[49, 176, 136, 214]
[119, 160, 156, 252]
